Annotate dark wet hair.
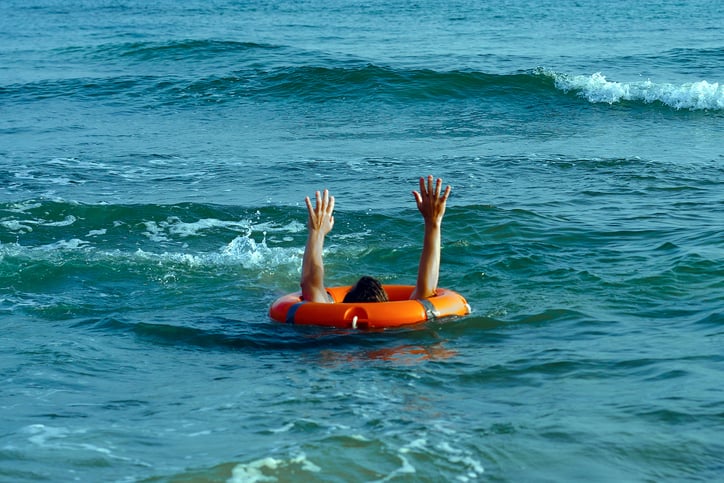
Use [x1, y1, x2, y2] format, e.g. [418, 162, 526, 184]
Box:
[343, 276, 389, 303]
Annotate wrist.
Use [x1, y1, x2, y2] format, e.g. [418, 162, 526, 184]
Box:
[308, 229, 327, 240]
[424, 219, 442, 229]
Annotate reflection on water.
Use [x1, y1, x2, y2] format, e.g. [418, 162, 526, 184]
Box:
[318, 341, 457, 365]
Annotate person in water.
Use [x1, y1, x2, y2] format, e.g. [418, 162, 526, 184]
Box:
[301, 175, 451, 303]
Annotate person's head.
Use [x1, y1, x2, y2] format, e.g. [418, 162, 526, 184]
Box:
[343, 276, 389, 303]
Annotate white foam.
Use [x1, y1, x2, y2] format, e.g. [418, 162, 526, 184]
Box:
[41, 239, 90, 250]
[5, 201, 42, 213]
[220, 235, 268, 265]
[141, 217, 305, 240]
[0, 240, 83, 261]
[393, 431, 484, 482]
[134, 248, 202, 267]
[219, 235, 301, 269]
[1, 228, 299, 274]
[0, 220, 34, 232]
[399, 438, 427, 453]
[131, 235, 301, 270]
[167, 217, 252, 237]
[139, 213, 306, 241]
[268, 422, 294, 433]
[433, 441, 485, 480]
[1, 214, 76, 232]
[552, 72, 724, 110]
[142, 221, 170, 242]
[23, 424, 70, 446]
[229, 457, 278, 482]
[370, 454, 416, 483]
[19, 424, 144, 466]
[296, 455, 321, 474]
[42, 215, 77, 227]
[253, 220, 306, 234]
[48, 157, 112, 170]
[228, 453, 320, 483]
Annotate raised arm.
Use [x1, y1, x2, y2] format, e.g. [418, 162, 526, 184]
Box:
[300, 189, 335, 303]
[410, 175, 451, 300]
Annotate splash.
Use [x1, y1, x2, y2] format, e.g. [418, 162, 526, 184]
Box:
[219, 234, 301, 270]
[552, 72, 723, 110]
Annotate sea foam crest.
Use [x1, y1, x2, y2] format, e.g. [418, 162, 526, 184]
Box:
[229, 454, 321, 482]
[129, 235, 301, 272]
[553, 72, 723, 110]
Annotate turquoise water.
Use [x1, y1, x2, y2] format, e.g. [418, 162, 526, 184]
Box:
[1, 1, 723, 481]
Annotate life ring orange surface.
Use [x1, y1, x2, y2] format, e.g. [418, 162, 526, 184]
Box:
[269, 285, 470, 329]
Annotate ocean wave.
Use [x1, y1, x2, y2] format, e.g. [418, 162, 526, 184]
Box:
[0, 200, 306, 279]
[137, 65, 557, 105]
[4, 60, 719, 112]
[0, 230, 301, 273]
[248, 65, 553, 101]
[1, 62, 552, 103]
[550, 71, 723, 110]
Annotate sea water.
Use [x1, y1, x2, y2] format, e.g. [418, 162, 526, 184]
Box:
[1, 1, 723, 481]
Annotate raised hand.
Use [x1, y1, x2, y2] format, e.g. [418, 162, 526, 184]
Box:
[301, 189, 335, 303]
[305, 189, 335, 235]
[410, 175, 451, 300]
[412, 175, 451, 225]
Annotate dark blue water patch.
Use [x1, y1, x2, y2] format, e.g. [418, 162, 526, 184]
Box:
[664, 46, 724, 62]
[106, 39, 284, 62]
[615, 46, 724, 79]
[247, 66, 559, 103]
[0, 75, 153, 102]
[696, 312, 724, 327]
[450, 353, 601, 389]
[73, 313, 467, 355]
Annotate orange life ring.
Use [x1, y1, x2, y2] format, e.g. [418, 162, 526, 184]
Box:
[269, 285, 470, 329]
